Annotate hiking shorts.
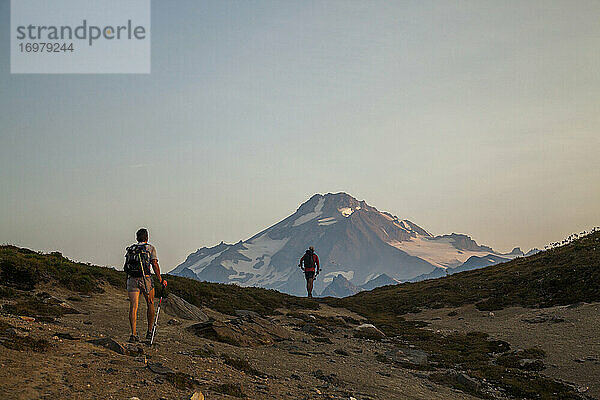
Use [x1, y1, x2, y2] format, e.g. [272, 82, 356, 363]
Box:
[127, 275, 154, 294]
[304, 270, 316, 281]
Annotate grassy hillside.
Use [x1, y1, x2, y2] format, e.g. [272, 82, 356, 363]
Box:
[1, 234, 597, 399]
[329, 230, 600, 318]
[318, 232, 599, 399]
[2, 230, 598, 318]
[0, 245, 317, 315]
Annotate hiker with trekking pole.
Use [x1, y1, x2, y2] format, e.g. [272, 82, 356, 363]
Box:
[123, 228, 167, 344]
[299, 246, 320, 298]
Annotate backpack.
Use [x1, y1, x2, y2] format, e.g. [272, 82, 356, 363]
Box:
[303, 250, 315, 269]
[124, 244, 152, 277]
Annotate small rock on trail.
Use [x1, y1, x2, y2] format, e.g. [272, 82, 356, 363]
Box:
[353, 323, 385, 339]
[54, 332, 79, 340]
[384, 348, 428, 366]
[147, 362, 174, 375]
[87, 337, 126, 355]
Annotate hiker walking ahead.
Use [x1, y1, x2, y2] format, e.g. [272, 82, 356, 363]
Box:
[299, 246, 320, 298]
[124, 228, 167, 343]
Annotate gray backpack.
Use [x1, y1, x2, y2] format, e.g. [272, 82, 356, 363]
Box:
[124, 244, 151, 277]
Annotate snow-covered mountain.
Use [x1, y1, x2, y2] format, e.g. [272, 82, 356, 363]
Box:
[171, 193, 523, 296]
[358, 273, 401, 291]
[320, 274, 360, 298]
[319, 273, 401, 298]
[410, 254, 512, 282]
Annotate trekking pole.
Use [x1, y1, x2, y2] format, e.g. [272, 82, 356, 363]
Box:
[150, 286, 163, 345]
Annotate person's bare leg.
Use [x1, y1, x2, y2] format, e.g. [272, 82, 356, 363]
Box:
[307, 277, 314, 297]
[142, 288, 155, 335]
[128, 291, 140, 336]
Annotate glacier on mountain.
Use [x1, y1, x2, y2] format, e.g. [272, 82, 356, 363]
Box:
[171, 192, 522, 297]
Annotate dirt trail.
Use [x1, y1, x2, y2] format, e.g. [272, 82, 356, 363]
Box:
[0, 286, 478, 400]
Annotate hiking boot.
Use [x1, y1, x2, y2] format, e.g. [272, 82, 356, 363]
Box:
[145, 331, 152, 341]
[128, 334, 139, 343]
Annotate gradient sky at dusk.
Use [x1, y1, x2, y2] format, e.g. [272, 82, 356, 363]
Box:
[1, 0, 599, 270]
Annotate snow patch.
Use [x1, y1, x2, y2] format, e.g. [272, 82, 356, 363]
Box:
[387, 235, 493, 268]
[220, 233, 290, 286]
[241, 233, 288, 260]
[293, 197, 325, 226]
[323, 270, 354, 283]
[318, 217, 336, 223]
[317, 217, 337, 226]
[187, 250, 226, 272]
[318, 220, 338, 226]
[338, 207, 354, 217]
[362, 273, 377, 284]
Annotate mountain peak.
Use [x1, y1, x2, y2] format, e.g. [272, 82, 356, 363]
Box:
[173, 192, 516, 296]
[300, 192, 361, 207]
[321, 274, 360, 297]
[295, 192, 371, 221]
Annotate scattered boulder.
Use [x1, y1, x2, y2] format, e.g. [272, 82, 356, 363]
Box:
[519, 358, 544, 370]
[353, 324, 385, 340]
[148, 362, 174, 375]
[334, 349, 349, 356]
[125, 344, 145, 357]
[431, 369, 481, 393]
[54, 332, 78, 340]
[166, 371, 201, 390]
[87, 337, 126, 355]
[188, 314, 291, 347]
[301, 323, 324, 336]
[36, 292, 83, 314]
[162, 294, 209, 322]
[313, 369, 344, 387]
[87, 337, 143, 357]
[384, 348, 428, 366]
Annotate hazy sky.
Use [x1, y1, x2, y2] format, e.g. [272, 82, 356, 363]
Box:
[1, 0, 599, 271]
